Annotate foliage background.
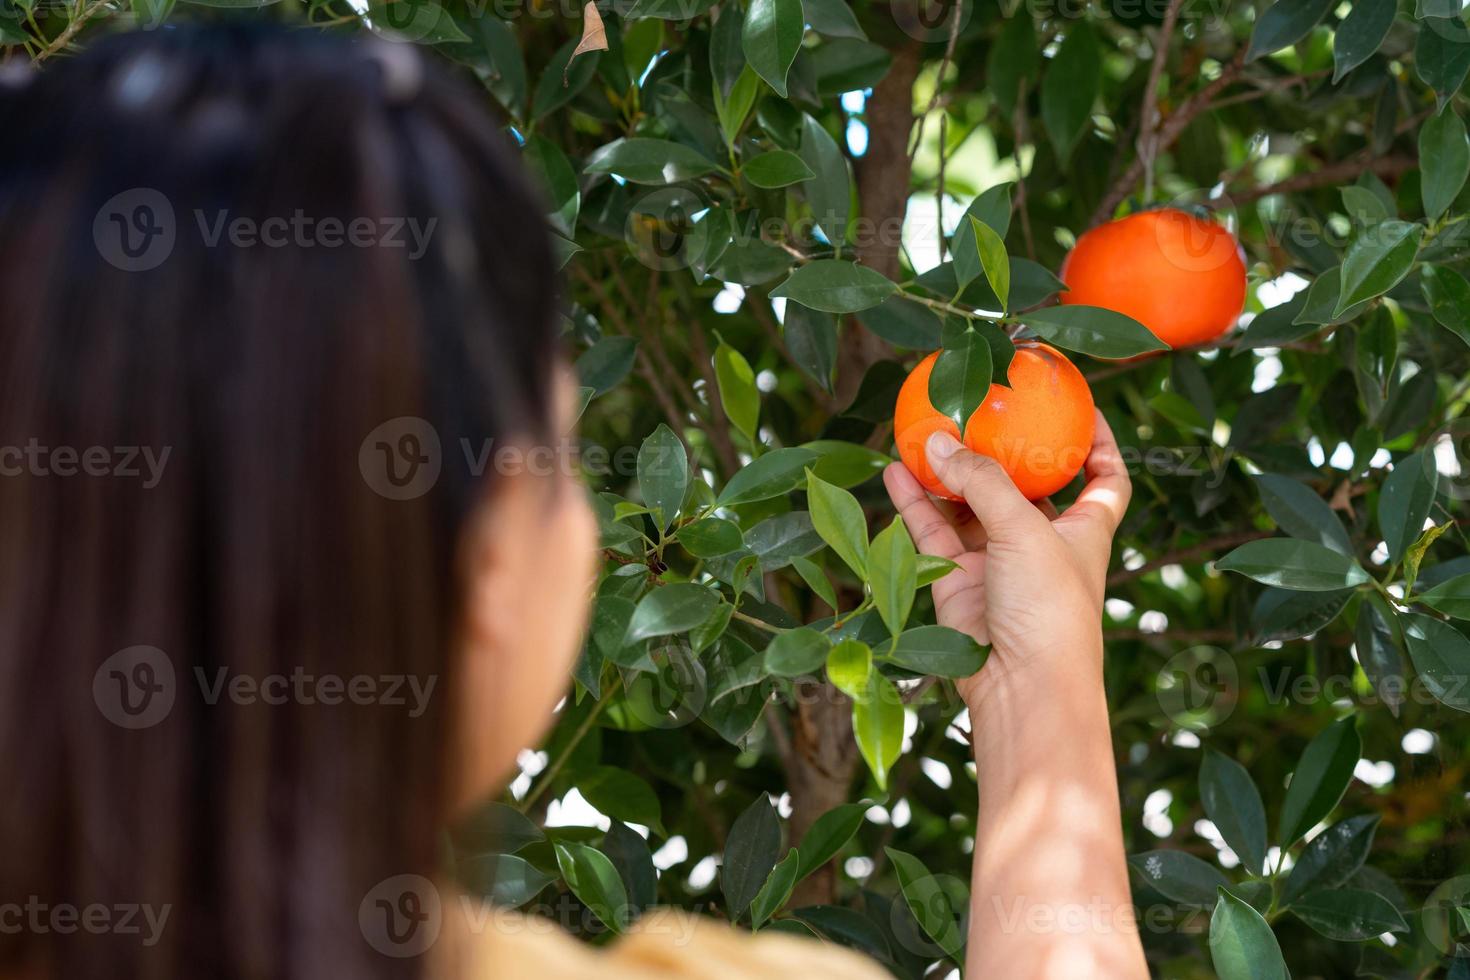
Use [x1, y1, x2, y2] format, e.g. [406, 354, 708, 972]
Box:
[9, 0, 1470, 975]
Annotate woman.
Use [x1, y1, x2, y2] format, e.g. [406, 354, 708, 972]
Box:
[0, 26, 1146, 979]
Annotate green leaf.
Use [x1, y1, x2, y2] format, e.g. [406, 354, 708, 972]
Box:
[1253, 474, 1354, 556]
[811, 39, 891, 96]
[715, 66, 761, 147]
[857, 296, 944, 349]
[771, 260, 897, 314]
[1040, 21, 1101, 163]
[1421, 108, 1470, 220]
[1281, 814, 1381, 906]
[928, 329, 992, 431]
[792, 556, 839, 611]
[714, 339, 760, 441]
[1403, 613, 1470, 711]
[1334, 0, 1397, 81]
[1416, 16, 1470, 104]
[988, 14, 1039, 114]
[1129, 850, 1231, 907]
[783, 303, 838, 392]
[554, 842, 631, 933]
[1215, 538, 1371, 592]
[576, 336, 639, 396]
[1416, 572, 1470, 618]
[803, 0, 865, 37]
[723, 795, 782, 921]
[1405, 522, 1450, 591]
[1420, 265, 1470, 346]
[1379, 451, 1439, 564]
[869, 517, 918, 638]
[887, 625, 987, 678]
[637, 424, 689, 530]
[451, 800, 545, 856]
[806, 469, 870, 578]
[798, 115, 851, 250]
[803, 440, 892, 488]
[472, 853, 556, 907]
[475, 17, 527, 117]
[826, 639, 872, 700]
[679, 518, 744, 558]
[1356, 596, 1408, 715]
[916, 554, 960, 587]
[852, 671, 903, 789]
[764, 626, 833, 677]
[585, 137, 720, 184]
[749, 849, 801, 928]
[1278, 716, 1362, 846]
[969, 217, 1010, 310]
[1024, 305, 1168, 358]
[524, 135, 579, 235]
[1200, 751, 1269, 876]
[742, 0, 803, 97]
[1341, 185, 1390, 226]
[1233, 292, 1316, 352]
[1248, 0, 1334, 62]
[603, 818, 657, 912]
[1209, 888, 1288, 980]
[1290, 888, 1409, 941]
[579, 767, 666, 836]
[795, 802, 868, 881]
[743, 149, 816, 188]
[886, 848, 966, 960]
[1335, 221, 1423, 316]
[626, 584, 720, 642]
[718, 448, 821, 506]
[788, 905, 891, 959]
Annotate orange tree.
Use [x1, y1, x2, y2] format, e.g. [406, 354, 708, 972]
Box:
[11, 0, 1470, 974]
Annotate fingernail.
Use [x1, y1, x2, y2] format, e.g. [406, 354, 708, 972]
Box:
[926, 431, 959, 461]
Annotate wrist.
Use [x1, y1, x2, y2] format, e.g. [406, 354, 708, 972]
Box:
[965, 638, 1110, 765]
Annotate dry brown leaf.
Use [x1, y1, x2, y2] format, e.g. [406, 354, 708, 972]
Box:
[565, 2, 608, 85]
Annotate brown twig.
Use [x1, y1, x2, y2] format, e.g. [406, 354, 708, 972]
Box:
[32, 0, 112, 64]
[1134, 0, 1186, 204]
[1107, 528, 1272, 587]
[1012, 78, 1037, 262]
[906, 2, 964, 166]
[685, 318, 743, 475]
[1090, 49, 1248, 226]
[1231, 154, 1418, 204]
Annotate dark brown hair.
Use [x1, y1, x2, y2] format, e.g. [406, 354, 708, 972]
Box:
[0, 25, 557, 979]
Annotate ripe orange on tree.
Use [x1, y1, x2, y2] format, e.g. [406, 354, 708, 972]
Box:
[893, 343, 1096, 502]
[1059, 207, 1247, 349]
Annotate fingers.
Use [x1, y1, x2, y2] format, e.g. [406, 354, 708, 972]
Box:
[883, 462, 964, 559]
[1034, 497, 1060, 521]
[1061, 410, 1133, 536]
[925, 432, 1046, 542]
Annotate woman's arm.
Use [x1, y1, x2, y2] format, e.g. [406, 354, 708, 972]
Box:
[883, 413, 1148, 979]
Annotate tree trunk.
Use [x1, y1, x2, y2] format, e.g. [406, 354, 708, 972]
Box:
[786, 682, 860, 907]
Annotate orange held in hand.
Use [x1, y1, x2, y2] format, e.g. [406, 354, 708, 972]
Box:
[893, 343, 1096, 502]
[1059, 207, 1246, 349]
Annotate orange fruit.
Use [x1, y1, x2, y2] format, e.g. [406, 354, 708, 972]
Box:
[1059, 208, 1246, 349]
[893, 343, 1096, 502]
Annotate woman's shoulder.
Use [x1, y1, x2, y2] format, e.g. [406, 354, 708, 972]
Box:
[444, 898, 893, 980]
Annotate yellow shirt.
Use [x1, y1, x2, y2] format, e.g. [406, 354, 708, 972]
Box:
[441, 901, 894, 979]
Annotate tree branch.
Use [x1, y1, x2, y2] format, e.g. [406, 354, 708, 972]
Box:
[1107, 528, 1272, 587]
[1090, 49, 1248, 226]
[1231, 154, 1417, 204]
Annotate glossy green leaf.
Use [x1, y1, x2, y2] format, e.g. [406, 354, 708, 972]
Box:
[585, 137, 720, 184]
[869, 517, 917, 638]
[1278, 716, 1362, 846]
[1416, 16, 1470, 104]
[1334, 0, 1396, 81]
[1247, 0, 1334, 62]
[1421, 264, 1470, 346]
[679, 518, 745, 557]
[806, 469, 869, 578]
[1023, 305, 1168, 358]
[1215, 538, 1371, 591]
[1379, 451, 1439, 564]
[714, 339, 760, 440]
[1335, 221, 1423, 315]
[723, 795, 782, 920]
[743, 149, 816, 188]
[626, 584, 720, 642]
[1290, 888, 1409, 941]
[1200, 751, 1269, 876]
[771, 260, 897, 314]
[798, 114, 851, 249]
[1209, 888, 1288, 980]
[1254, 473, 1353, 555]
[1281, 814, 1381, 906]
[749, 849, 801, 928]
[886, 848, 966, 960]
[826, 639, 872, 700]
[783, 303, 838, 392]
[637, 424, 689, 530]
[764, 626, 832, 677]
[928, 328, 992, 431]
[1040, 21, 1101, 162]
[718, 448, 821, 505]
[554, 842, 631, 933]
[1129, 850, 1231, 907]
[742, 0, 803, 97]
[795, 802, 868, 881]
[1403, 613, 1470, 711]
[1416, 573, 1470, 618]
[1421, 108, 1470, 219]
[852, 671, 903, 789]
[579, 767, 666, 836]
[887, 625, 987, 677]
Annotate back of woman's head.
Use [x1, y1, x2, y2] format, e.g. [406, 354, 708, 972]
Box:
[0, 24, 557, 979]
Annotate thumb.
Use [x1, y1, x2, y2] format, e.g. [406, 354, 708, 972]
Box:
[926, 431, 1043, 541]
